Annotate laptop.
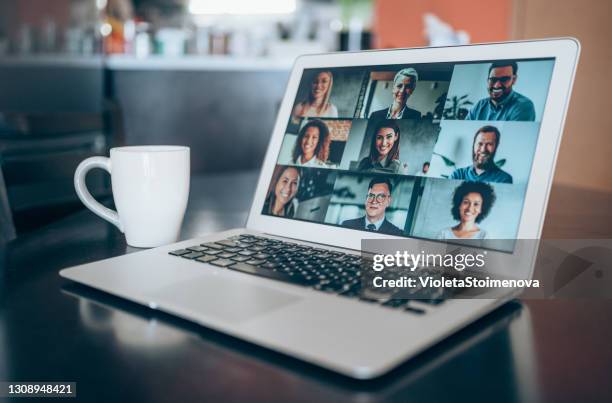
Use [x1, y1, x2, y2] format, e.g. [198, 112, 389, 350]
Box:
[60, 38, 580, 379]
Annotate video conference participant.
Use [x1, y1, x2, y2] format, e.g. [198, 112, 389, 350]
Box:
[466, 61, 535, 121]
[357, 120, 406, 174]
[437, 181, 496, 240]
[263, 166, 301, 217]
[292, 70, 339, 119]
[369, 68, 421, 120]
[292, 119, 336, 168]
[450, 125, 513, 183]
[341, 177, 403, 235]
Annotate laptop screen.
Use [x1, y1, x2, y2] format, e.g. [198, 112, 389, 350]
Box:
[261, 58, 555, 252]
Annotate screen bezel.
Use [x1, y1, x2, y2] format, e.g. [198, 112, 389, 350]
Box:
[246, 39, 580, 274]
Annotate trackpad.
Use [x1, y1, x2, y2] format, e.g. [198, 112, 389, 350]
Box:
[150, 275, 301, 324]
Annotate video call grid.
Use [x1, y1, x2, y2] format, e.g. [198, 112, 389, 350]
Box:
[262, 57, 556, 252]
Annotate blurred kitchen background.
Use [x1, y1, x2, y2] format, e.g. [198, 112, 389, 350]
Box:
[0, 0, 610, 241]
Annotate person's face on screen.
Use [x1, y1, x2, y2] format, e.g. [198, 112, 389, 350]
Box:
[459, 192, 483, 224]
[392, 75, 415, 107]
[487, 66, 516, 102]
[365, 183, 391, 222]
[375, 127, 398, 159]
[275, 168, 299, 206]
[311, 72, 331, 101]
[301, 126, 320, 160]
[473, 131, 498, 169]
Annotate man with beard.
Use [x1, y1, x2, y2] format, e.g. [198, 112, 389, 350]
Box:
[450, 126, 513, 183]
[466, 61, 535, 121]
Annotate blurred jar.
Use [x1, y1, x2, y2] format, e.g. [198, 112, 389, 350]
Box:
[17, 24, 33, 54]
[156, 28, 186, 56]
[209, 28, 229, 55]
[65, 26, 83, 54]
[193, 26, 210, 55]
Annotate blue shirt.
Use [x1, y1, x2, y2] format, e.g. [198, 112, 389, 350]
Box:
[466, 91, 536, 121]
[450, 165, 513, 184]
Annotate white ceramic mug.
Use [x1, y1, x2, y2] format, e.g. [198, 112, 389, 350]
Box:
[74, 146, 190, 248]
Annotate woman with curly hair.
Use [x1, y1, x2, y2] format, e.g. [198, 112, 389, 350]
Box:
[437, 181, 496, 240]
[292, 119, 336, 168]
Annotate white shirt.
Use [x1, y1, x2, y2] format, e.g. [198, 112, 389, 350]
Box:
[294, 102, 338, 118]
[386, 105, 406, 119]
[295, 156, 337, 168]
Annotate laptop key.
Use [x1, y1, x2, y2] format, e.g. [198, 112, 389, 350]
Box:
[209, 259, 234, 267]
[204, 250, 222, 256]
[169, 249, 190, 256]
[404, 306, 426, 315]
[382, 299, 409, 309]
[231, 255, 250, 262]
[228, 263, 317, 286]
[181, 252, 205, 259]
[201, 242, 224, 250]
[196, 255, 218, 263]
[238, 238, 257, 244]
[187, 245, 208, 252]
[216, 240, 241, 248]
[217, 252, 236, 259]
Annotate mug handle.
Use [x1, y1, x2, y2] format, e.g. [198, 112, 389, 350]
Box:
[74, 156, 123, 232]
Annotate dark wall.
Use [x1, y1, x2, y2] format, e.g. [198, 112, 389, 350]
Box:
[111, 68, 291, 173]
[0, 62, 104, 113]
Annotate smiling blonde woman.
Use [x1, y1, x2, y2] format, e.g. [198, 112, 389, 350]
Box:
[292, 71, 339, 119]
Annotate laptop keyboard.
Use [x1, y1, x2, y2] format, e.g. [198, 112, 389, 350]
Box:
[169, 234, 449, 315]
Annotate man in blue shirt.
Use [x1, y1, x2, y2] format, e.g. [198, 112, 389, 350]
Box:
[467, 61, 536, 121]
[450, 125, 513, 183]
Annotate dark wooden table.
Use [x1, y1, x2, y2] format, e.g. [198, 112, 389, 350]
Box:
[1, 171, 611, 403]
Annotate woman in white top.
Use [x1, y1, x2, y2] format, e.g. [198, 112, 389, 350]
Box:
[437, 181, 496, 240]
[292, 71, 339, 120]
[292, 119, 337, 168]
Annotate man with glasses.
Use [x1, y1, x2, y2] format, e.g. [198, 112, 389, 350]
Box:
[466, 61, 535, 121]
[341, 177, 404, 235]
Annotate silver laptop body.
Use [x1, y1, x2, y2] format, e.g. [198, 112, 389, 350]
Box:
[61, 39, 579, 379]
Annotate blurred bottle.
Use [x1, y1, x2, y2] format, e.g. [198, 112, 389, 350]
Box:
[134, 22, 152, 58]
[41, 18, 58, 53]
[103, 0, 134, 54]
[17, 24, 33, 54]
